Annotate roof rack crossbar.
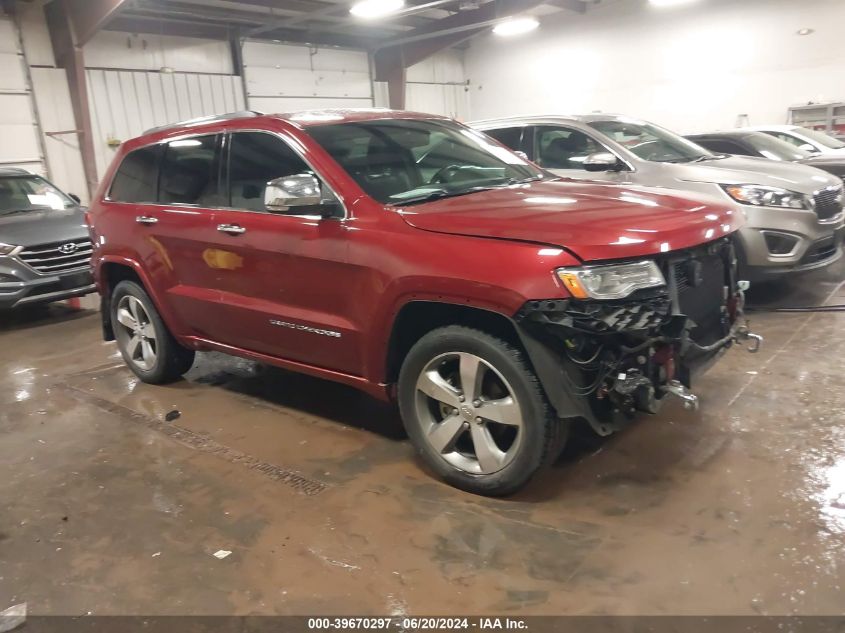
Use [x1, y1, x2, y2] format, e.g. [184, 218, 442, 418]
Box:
[143, 110, 265, 136]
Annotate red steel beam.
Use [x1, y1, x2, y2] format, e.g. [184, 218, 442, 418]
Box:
[44, 0, 104, 198]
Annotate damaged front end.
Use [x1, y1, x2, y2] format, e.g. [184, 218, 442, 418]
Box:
[514, 237, 762, 436]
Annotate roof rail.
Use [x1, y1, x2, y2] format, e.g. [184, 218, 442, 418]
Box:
[143, 110, 265, 136]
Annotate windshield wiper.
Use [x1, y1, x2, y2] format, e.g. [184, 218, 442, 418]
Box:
[692, 154, 728, 162]
[395, 187, 485, 206]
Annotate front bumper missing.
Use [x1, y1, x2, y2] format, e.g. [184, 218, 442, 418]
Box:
[513, 244, 763, 436]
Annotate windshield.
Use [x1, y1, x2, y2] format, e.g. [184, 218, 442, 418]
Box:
[745, 133, 811, 161]
[305, 119, 543, 205]
[589, 120, 713, 163]
[798, 127, 845, 150]
[0, 175, 76, 216]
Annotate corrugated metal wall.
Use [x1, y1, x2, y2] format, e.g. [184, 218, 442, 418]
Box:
[0, 14, 45, 174]
[86, 69, 245, 178]
[243, 41, 373, 113]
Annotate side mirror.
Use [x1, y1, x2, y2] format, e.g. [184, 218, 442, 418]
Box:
[798, 143, 820, 154]
[68, 193, 81, 204]
[264, 173, 324, 212]
[583, 152, 623, 172]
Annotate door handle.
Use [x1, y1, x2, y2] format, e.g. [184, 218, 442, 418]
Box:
[217, 223, 246, 235]
[136, 215, 158, 225]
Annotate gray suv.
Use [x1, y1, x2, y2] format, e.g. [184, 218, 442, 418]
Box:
[0, 168, 94, 309]
[472, 115, 845, 280]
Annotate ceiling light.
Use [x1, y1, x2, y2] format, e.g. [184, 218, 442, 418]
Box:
[492, 16, 539, 36]
[350, 0, 404, 19]
[649, 0, 699, 7]
[796, 28, 814, 36]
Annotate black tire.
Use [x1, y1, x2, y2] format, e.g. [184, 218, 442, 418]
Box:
[111, 280, 195, 384]
[397, 325, 565, 496]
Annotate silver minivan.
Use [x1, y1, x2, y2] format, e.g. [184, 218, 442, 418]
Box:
[472, 115, 844, 280]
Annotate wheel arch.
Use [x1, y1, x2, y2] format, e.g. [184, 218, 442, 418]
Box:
[384, 301, 522, 387]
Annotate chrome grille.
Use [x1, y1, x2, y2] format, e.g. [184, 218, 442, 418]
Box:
[814, 185, 844, 220]
[18, 238, 92, 274]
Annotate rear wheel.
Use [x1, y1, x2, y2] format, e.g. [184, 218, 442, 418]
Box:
[398, 325, 564, 496]
[111, 280, 195, 384]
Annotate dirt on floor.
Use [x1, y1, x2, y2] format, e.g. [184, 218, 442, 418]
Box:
[1, 262, 844, 616]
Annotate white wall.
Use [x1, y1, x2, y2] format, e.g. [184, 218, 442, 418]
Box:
[243, 41, 372, 112]
[465, 0, 845, 132]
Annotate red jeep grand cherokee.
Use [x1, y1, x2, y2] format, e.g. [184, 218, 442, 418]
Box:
[88, 109, 760, 496]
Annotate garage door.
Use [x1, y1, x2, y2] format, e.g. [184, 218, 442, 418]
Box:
[0, 14, 45, 175]
[243, 42, 373, 113]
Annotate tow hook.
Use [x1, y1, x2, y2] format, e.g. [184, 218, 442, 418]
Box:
[661, 380, 699, 411]
[736, 323, 763, 354]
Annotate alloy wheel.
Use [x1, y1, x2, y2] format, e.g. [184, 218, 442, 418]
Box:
[115, 295, 158, 371]
[414, 352, 524, 475]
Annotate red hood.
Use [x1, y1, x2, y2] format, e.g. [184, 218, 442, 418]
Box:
[396, 180, 743, 262]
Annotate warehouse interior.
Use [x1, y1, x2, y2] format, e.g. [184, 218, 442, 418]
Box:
[1, 0, 844, 626]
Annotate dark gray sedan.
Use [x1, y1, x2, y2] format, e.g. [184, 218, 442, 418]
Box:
[0, 168, 94, 309]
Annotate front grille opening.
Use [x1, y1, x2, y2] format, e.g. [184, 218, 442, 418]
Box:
[801, 237, 838, 266]
[18, 238, 92, 274]
[668, 242, 730, 347]
[763, 231, 799, 255]
[814, 186, 844, 220]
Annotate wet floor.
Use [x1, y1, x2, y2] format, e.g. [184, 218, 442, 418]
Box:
[1, 261, 844, 616]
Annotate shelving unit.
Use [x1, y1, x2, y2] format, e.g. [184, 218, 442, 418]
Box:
[788, 102, 845, 134]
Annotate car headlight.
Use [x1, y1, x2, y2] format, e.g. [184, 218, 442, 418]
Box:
[721, 184, 812, 210]
[556, 260, 666, 300]
[0, 242, 21, 256]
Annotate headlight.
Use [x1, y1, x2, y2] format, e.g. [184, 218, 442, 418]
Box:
[556, 260, 666, 300]
[0, 242, 21, 256]
[721, 184, 812, 210]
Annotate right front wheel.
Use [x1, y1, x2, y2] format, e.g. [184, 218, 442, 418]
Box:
[398, 325, 565, 496]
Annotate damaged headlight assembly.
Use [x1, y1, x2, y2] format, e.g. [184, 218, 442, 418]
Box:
[555, 260, 666, 300]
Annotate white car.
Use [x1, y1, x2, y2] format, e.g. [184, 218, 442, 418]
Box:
[745, 125, 845, 157]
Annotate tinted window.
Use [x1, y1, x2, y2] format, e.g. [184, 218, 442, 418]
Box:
[159, 135, 222, 206]
[306, 119, 539, 204]
[485, 127, 524, 152]
[109, 145, 161, 203]
[228, 132, 314, 212]
[796, 127, 845, 149]
[693, 138, 752, 156]
[535, 126, 604, 169]
[744, 133, 810, 161]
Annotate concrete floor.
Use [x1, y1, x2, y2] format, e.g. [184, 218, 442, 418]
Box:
[1, 263, 844, 617]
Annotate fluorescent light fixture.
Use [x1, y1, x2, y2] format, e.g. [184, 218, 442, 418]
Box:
[350, 0, 404, 19]
[649, 0, 699, 7]
[492, 16, 539, 36]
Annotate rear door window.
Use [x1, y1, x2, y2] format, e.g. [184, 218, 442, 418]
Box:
[158, 135, 223, 206]
[484, 127, 525, 153]
[108, 144, 162, 203]
[695, 139, 752, 156]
